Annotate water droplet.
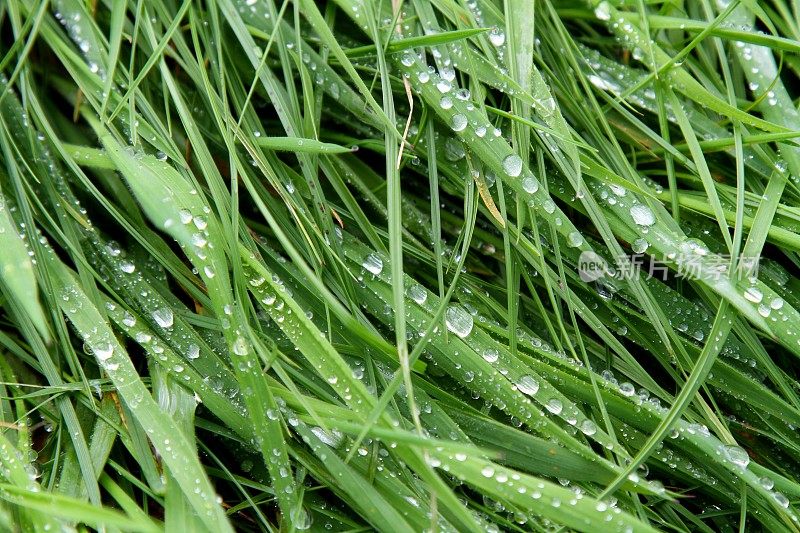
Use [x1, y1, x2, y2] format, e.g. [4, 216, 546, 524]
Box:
[187, 344, 200, 360]
[232, 336, 248, 356]
[522, 176, 539, 193]
[451, 114, 468, 132]
[610, 184, 627, 197]
[772, 492, 790, 508]
[311, 427, 344, 448]
[489, 27, 505, 47]
[436, 79, 452, 93]
[94, 343, 114, 361]
[445, 138, 465, 161]
[580, 419, 597, 436]
[632, 238, 649, 253]
[290, 507, 312, 530]
[744, 286, 763, 304]
[516, 375, 539, 395]
[445, 306, 474, 338]
[721, 444, 750, 468]
[630, 204, 655, 226]
[502, 154, 523, 177]
[152, 308, 174, 328]
[455, 88, 470, 101]
[595, 1, 612, 21]
[407, 284, 428, 304]
[483, 348, 499, 363]
[545, 398, 563, 415]
[535, 97, 556, 116]
[362, 253, 383, 275]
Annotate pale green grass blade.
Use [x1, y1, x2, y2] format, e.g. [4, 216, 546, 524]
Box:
[255, 136, 355, 153]
[0, 190, 48, 341]
[50, 263, 233, 532]
[0, 484, 160, 533]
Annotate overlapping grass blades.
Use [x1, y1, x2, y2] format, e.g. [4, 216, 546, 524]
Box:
[1, 0, 800, 531]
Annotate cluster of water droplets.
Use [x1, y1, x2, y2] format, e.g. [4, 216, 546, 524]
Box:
[53, 2, 106, 79]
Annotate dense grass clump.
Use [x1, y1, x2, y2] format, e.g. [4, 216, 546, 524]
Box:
[2, 0, 800, 530]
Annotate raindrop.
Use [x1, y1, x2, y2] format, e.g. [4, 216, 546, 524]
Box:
[407, 284, 428, 304]
[772, 492, 790, 508]
[502, 154, 523, 177]
[594, 1, 612, 21]
[522, 176, 539, 193]
[516, 375, 539, 396]
[483, 348, 499, 363]
[290, 508, 312, 530]
[106, 242, 121, 256]
[445, 138, 466, 161]
[152, 308, 174, 328]
[744, 286, 763, 304]
[536, 97, 556, 116]
[489, 27, 505, 47]
[451, 114, 468, 132]
[632, 238, 649, 253]
[721, 444, 750, 468]
[545, 398, 563, 415]
[94, 343, 114, 361]
[232, 336, 248, 356]
[311, 427, 344, 448]
[187, 344, 200, 360]
[630, 204, 655, 226]
[445, 306, 474, 338]
[436, 79, 452, 93]
[580, 419, 597, 436]
[362, 253, 383, 275]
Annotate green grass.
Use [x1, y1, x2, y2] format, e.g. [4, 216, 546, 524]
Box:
[1, 0, 800, 530]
